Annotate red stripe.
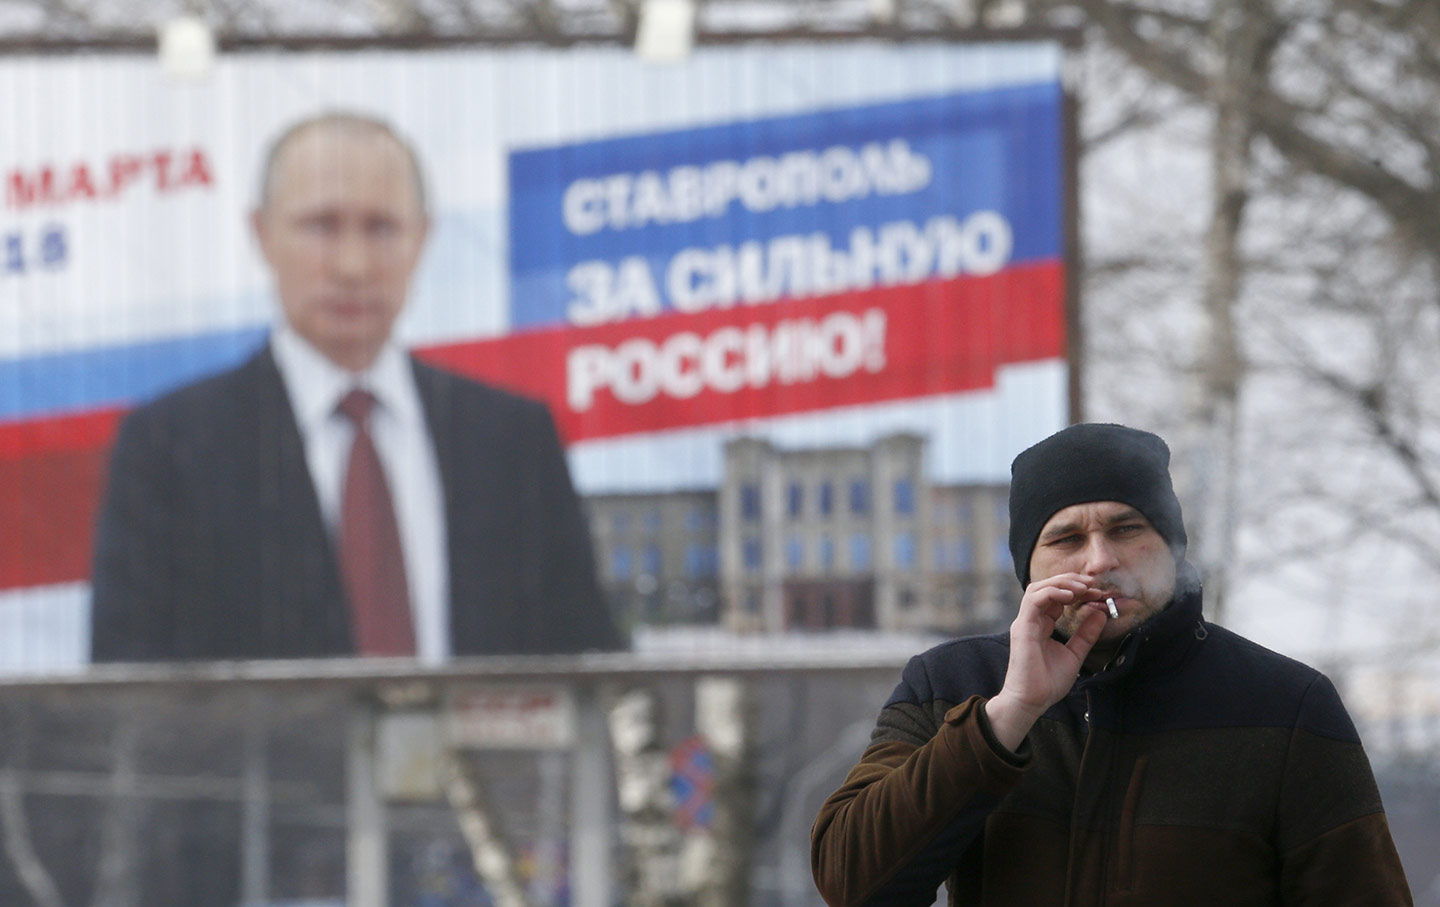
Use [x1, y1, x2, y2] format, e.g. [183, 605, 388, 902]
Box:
[0, 408, 123, 460]
[0, 446, 107, 589]
[0, 262, 1063, 591]
[420, 261, 1065, 443]
[0, 411, 118, 588]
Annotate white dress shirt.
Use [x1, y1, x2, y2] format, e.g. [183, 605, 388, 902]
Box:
[271, 327, 450, 664]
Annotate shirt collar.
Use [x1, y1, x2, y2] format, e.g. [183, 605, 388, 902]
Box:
[271, 326, 422, 430]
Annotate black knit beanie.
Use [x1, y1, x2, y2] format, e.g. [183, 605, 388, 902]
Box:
[1008, 423, 1187, 586]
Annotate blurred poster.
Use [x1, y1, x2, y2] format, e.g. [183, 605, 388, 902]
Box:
[0, 42, 1069, 666]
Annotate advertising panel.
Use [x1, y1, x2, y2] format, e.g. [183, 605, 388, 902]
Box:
[0, 42, 1069, 667]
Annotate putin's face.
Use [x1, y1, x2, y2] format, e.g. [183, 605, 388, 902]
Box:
[252, 124, 429, 372]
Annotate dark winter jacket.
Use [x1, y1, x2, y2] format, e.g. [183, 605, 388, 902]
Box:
[811, 569, 1412, 905]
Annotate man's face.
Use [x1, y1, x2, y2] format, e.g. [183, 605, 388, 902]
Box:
[1029, 500, 1177, 642]
[252, 125, 429, 372]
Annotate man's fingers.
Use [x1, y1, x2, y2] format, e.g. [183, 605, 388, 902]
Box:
[1029, 574, 1093, 595]
[1021, 581, 1093, 626]
[1020, 575, 1089, 612]
[1064, 605, 1108, 661]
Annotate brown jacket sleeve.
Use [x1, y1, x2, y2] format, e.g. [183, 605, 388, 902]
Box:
[810, 695, 1028, 906]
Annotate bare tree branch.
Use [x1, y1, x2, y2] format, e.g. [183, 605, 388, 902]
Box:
[1070, 0, 1440, 258]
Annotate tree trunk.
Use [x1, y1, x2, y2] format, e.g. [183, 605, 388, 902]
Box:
[1188, 0, 1276, 624]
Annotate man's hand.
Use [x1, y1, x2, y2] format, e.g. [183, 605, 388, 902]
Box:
[984, 573, 1107, 752]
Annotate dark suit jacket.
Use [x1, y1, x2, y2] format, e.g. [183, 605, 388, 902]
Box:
[90, 345, 623, 661]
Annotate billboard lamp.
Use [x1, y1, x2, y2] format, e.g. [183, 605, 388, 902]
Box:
[158, 15, 216, 80]
[635, 0, 696, 64]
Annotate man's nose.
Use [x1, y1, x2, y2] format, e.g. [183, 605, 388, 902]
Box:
[1083, 536, 1121, 575]
[331, 227, 370, 279]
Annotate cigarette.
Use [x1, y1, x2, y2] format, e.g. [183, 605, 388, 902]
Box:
[1106, 597, 1119, 619]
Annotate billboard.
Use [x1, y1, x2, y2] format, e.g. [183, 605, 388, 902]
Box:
[0, 42, 1070, 667]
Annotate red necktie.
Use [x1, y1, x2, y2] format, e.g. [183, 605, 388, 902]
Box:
[337, 389, 415, 656]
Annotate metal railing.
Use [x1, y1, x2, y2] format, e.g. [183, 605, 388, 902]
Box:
[0, 649, 910, 907]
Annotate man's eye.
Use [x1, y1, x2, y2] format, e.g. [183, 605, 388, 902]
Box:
[300, 215, 338, 234]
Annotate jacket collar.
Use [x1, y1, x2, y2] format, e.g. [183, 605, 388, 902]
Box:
[1077, 560, 1207, 688]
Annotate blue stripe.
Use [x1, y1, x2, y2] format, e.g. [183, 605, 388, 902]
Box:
[509, 82, 1065, 329]
[0, 326, 268, 422]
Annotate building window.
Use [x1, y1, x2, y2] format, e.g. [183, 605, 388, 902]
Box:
[642, 543, 661, 576]
[818, 533, 835, 569]
[957, 538, 974, 571]
[685, 545, 718, 578]
[894, 478, 915, 516]
[894, 531, 917, 569]
[818, 481, 833, 516]
[849, 532, 871, 571]
[610, 547, 633, 580]
[849, 479, 869, 515]
[642, 507, 662, 532]
[785, 535, 805, 570]
[741, 483, 762, 521]
[743, 536, 763, 572]
[686, 504, 717, 532]
[787, 482, 804, 518]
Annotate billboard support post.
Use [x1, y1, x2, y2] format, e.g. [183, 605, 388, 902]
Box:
[241, 694, 271, 905]
[347, 700, 387, 907]
[570, 684, 615, 907]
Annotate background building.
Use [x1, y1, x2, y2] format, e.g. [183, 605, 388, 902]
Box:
[586, 490, 721, 631]
[589, 434, 1013, 637]
[720, 434, 1012, 635]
